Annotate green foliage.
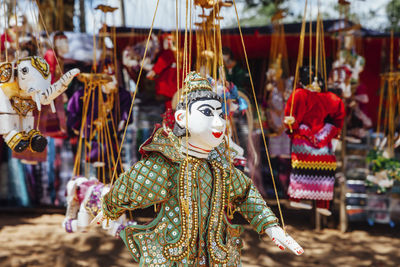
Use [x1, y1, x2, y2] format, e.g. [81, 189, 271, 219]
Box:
[367, 149, 400, 181]
[239, 0, 286, 27]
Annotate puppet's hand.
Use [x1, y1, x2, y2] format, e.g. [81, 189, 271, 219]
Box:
[265, 226, 304, 255]
[146, 70, 156, 80]
[284, 116, 295, 125]
[118, 120, 126, 132]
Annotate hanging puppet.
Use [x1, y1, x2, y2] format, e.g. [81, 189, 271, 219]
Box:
[122, 33, 159, 75]
[1, 15, 20, 60]
[146, 33, 178, 109]
[329, 30, 371, 141]
[284, 66, 345, 216]
[264, 55, 292, 195]
[67, 67, 132, 171]
[0, 56, 79, 153]
[95, 72, 303, 266]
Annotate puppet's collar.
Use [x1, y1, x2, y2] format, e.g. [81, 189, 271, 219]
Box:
[180, 139, 211, 159]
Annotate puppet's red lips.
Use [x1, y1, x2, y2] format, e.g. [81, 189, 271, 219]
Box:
[212, 132, 223, 138]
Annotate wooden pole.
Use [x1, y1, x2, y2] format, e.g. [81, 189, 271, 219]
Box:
[339, 123, 348, 232]
[315, 202, 321, 231]
[79, 0, 86, 32]
[339, 173, 347, 232]
[57, 0, 64, 31]
[120, 0, 126, 27]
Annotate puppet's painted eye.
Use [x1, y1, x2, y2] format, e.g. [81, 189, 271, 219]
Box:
[21, 67, 29, 75]
[219, 112, 225, 119]
[199, 108, 212, 116]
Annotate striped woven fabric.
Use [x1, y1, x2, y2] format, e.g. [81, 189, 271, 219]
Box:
[288, 132, 336, 201]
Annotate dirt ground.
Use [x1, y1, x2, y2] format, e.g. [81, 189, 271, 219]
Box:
[0, 208, 399, 267]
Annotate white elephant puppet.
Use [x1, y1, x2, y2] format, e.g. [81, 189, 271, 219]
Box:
[0, 56, 80, 153]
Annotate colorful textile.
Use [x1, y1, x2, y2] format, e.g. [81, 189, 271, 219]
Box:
[103, 127, 279, 266]
[7, 149, 30, 206]
[284, 88, 345, 201]
[288, 126, 337, 200]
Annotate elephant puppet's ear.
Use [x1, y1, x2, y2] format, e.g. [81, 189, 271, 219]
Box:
[31, 56, 50, 80]
[0, 62, 13, 83]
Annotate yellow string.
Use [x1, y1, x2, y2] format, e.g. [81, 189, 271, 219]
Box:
[320, 19, 327, 86]
[3, 0, 8, 62]
[176, 0, 181, 100]
[86, 81, 97, 178]
[288, 0, 308, 133]
[212, 6, 217, 82]
[14, 2, 19, 60]
[232, 0, 286, 231]
[108, 104, 124, 171]
[72, 82, 92, 176]
[29, 1, 42, 58]
[315, 14, 320, 79]
[215, 1, 235, 220]
[309, 3, 312, 85]
[188, 0, 193, 73]
[390, 30, 394, 73]
[34, 0, 63, 76]
[110, 0, 160, 186]
[376, 75, 385, 145]
[183, 0, 190, 194]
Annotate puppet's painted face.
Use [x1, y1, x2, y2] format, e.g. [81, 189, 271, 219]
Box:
[163, 35, 174, 50]
[175, 99, 226, 150]
[55, 37, 69, 56]
[17, 57, 51, 95]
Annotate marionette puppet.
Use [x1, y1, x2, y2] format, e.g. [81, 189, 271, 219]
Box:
[146, 33, 178, 109]
[122, 33, 159, 74]
[67, 70, 132, 166]
[1, 16, 20, 55]
[264, 55, 292, 194]
[284, 66, 345, 216]
[62, 176, 135, 237]
[0, 56, 79, 153]
[329, 30, 371, 141]
[94, 72, 303, 266]
[45, 31, 70, 83]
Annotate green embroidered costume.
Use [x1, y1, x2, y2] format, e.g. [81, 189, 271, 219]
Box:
[102, 127, 279, 266]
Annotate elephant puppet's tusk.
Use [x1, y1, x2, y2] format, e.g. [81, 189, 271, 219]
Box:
[50, 101, 56, 113]
[35, 93, 42, 111]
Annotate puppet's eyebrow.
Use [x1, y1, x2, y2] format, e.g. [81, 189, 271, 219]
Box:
[197, 104, 216, 110]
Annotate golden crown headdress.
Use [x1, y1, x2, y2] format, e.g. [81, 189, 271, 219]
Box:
[179, 71, 212, 100]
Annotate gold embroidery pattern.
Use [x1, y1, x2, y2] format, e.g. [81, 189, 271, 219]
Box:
[6, 132, 27, 150]
[163, 157, 199, 262]
[0, 63, 13, 83]
[10, 96, 36, 116]
[207, 160, 229, 264]
[31, 56, 50, 79]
